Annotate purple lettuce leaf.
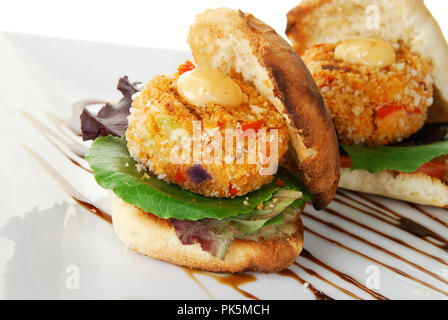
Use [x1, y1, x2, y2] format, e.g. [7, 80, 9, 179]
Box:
[169, 218, 232, 259]
[80, 76, 140, 141]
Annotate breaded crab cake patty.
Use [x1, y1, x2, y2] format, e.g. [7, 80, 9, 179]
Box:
[126, 72, 290, 198]
[302, 43, 434, 146]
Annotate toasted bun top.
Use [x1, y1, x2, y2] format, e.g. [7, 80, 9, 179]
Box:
[286, 0, 448, 122]
[188, 8, 340, 209]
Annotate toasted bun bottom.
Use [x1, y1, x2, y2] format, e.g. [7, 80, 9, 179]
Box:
[110, 193, 304, 273]
[339, 168, 448, 208]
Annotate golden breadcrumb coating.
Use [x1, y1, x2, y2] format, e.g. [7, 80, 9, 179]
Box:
[302, 43, 434, 145]
[126, 73, 289, 198]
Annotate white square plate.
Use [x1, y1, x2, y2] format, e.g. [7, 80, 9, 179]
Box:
[1, 32, 448, 300]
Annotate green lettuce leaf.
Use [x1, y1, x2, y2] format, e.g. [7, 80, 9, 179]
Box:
[263, 205, 301, 227]
[230, 190, 303, 233]
[86, 135, 310, 221]
[342, 140, 448, 174]
[263, 213, 285, 227]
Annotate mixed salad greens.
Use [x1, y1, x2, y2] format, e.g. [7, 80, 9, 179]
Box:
[86, 136, 309, 259]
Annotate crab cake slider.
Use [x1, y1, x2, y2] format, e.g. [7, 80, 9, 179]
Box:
[86, 8, 340, 273]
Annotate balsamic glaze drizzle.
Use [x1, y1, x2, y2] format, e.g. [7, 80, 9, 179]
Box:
[277, 268, 334, 300]
[305, 225, 448, 297]
[183, 269, 259, 300]
[299, 249, 388, 300]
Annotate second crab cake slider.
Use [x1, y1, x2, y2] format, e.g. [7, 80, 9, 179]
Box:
[286, 0, 448, 207]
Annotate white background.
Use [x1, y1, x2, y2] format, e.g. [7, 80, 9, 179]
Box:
[0, 0, 447, 50]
